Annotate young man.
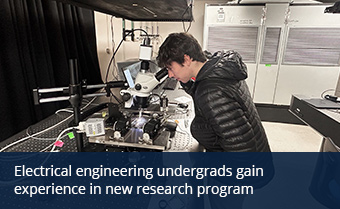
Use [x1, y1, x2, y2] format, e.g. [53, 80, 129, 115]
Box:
[157, 33, 271, 152]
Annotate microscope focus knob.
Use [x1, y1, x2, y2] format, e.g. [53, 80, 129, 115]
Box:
[135, 83, 142, 90]
[122, 93, 131, 101]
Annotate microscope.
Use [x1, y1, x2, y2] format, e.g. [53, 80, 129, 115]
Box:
[120, 37, 168, 109]
[33, 37, 173, 152]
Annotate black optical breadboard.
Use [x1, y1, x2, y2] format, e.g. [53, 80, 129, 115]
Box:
[1, 112, 79, 152]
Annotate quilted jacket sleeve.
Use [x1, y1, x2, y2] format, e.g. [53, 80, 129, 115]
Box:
[195, 83, 257, 151]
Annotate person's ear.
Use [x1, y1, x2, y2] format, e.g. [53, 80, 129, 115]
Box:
[183, 54, 192, 66]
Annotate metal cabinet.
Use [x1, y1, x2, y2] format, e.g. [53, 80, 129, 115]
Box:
[204, 3, 340, 105]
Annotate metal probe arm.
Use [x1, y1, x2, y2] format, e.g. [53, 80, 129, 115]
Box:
[32, 59, 128, 152]
[33, 81, 128, 105]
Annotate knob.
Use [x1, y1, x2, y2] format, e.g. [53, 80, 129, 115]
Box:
[122, 93, 131, 101]
[135, 83, 142, 90]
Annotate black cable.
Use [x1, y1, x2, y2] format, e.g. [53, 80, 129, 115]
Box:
[105, 28, 149, 84]
[182, 3, 193, 33]
[109, 89, 123, 105]
[105, 37, 126, 83]
[110, 16, 119, 81]
[184, 21, 192, 33]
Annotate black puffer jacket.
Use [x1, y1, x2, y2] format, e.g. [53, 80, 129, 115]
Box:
[186, 51, 271, 152]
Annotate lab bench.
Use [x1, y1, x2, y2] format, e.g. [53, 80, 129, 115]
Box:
[0, 87, 199, 152]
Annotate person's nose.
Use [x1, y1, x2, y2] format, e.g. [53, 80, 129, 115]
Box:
[168, 70, 175, 78]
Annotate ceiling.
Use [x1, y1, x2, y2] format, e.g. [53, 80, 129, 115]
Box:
[54, 0, 193, 21]
[52, 0, 339, 21]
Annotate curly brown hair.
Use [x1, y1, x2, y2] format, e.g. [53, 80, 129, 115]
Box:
[157, 33, 206, 68]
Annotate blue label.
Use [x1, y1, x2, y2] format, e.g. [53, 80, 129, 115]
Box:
[0, 152, 339, 209]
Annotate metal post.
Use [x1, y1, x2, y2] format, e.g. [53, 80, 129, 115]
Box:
[69, 59, 83, 152]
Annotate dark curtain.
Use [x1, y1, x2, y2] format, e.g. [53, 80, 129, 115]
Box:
[0, 0, 103, 141]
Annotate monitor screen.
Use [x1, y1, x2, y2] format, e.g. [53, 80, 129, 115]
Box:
[123, 66, 137, 88]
